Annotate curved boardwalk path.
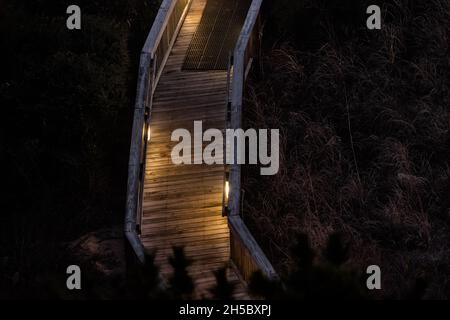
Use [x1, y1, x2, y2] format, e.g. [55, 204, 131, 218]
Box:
[141, 0, 248, 299]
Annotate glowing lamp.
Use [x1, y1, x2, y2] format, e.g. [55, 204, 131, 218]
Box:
[225, 181, 230, 202]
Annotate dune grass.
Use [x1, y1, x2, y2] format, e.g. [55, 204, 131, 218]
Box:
[242, 0, 450, 298]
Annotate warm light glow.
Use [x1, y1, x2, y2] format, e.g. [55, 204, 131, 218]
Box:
[225, 181, 230, 201]
[147, 126, 151, 142]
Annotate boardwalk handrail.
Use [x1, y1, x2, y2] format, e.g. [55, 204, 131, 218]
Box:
[125, 0, 192, 263]
[126, 0, 277, 285]
[144, 0, 192, 89]
[227, 0, 279, 281]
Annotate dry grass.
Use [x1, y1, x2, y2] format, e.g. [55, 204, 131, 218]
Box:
[242, 0, 450, 298]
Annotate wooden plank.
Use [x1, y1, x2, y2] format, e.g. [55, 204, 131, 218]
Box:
[137, 0, 249, 299]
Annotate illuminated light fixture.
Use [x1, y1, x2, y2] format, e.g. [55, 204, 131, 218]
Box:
[225, 181, 230, 199]
[223, 173, 231, 216]
[225, 181, 230, 203]
[147, 126, 151, 142]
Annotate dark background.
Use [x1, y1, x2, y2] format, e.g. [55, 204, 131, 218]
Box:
[1, 0, 161, 297]
[1, 0, 450, 299]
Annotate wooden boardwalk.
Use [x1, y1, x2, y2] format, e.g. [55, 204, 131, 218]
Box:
[141, 0, 248, 299]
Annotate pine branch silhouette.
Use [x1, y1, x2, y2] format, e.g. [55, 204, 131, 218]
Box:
[209, 267, 235, 300]
[292, 233, 315, 270]
[248, 270, 285, 299]
[168, 246, 194, 299]
[249, 233, 366, 300]
[127, 250, 161, 299]
[323, 232, 349, 267]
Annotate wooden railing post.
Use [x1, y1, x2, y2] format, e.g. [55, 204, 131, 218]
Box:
[125, 0, 192, 265]
[227, 0, 279, 283]
[125, 51, 151, 264]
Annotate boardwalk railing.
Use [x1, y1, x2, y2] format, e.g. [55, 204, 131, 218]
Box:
[125, 0, 192, 263]
[126, 0, 277, 285]
[226, 0, 279, 282]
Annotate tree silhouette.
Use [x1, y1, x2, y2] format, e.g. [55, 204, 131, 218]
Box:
[406, 278, 428, 300]
[248, 270, 285, 300]
[324, 232, 349, 267]
[168, 246, 194, 299]
[249, 232, 366, 300]
[292, 233, 315, 270]
[209, 267, 235, 300]
[126, 250, 161, 299]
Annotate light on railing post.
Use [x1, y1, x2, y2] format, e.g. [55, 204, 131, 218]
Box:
[147, 126, 151, 142]
[223, 171, 230, 217]
[225, 180, 230, 204]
